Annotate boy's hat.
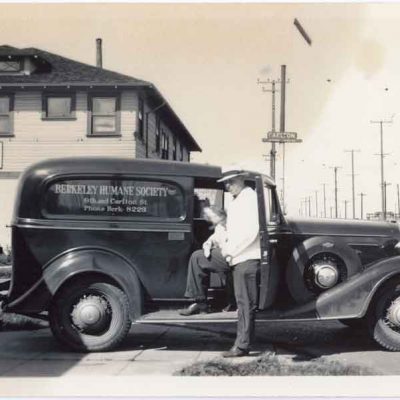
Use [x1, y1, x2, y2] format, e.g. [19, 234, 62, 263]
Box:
[217, 165, 248, 183]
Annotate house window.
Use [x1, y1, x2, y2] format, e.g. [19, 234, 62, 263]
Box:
[161, 130, 169, 160]
[137, 96, 144, 140]
[179, 143, 184, 161]
[172, 136, 177, 161]
[0, 59, 21, 73]
[155, 114, 161, 153]
[89, 95, 120, 136]
[0, 96, 13, 136]
[42, 93, 76, 120]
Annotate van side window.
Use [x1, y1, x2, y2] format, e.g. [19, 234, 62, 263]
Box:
[263, 183, 279, 225]
[43, 179, 185, 220]
[193, 188, 223, 219]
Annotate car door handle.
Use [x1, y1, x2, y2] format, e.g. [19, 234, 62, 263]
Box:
[269, 239, 278, 244]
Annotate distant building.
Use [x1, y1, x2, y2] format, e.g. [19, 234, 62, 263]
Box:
[0, 41, 201, 245]
[366, 211, 398, 221]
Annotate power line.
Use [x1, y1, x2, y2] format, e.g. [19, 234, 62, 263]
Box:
[257, 78, 279, 180]
[359, 192, 366, 219]
[330, 166, 342, 218]
[344, 149, 360, 219]
[371, 118, 393, 220]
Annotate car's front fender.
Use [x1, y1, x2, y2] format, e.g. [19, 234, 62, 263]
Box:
[314, 255, 400, 319]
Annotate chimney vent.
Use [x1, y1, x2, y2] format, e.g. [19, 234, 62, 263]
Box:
[96, 38, 103, 68]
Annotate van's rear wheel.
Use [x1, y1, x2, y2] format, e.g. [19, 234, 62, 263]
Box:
[368, 280, 400, 351]
[49, 279, 131, 352]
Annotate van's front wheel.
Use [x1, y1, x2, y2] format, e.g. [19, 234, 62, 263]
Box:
[49, 279, 131, 352]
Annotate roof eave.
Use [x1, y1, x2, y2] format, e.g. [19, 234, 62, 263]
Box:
[148, 85, 202, 152]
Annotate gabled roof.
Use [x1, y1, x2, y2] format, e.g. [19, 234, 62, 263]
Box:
[0, 45, 149, 86]
[0, 45, 201, 151]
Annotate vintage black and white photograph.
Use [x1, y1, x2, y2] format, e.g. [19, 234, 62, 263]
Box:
[1, 1, 400, 393]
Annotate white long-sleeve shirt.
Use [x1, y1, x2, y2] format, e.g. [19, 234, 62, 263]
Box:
[224, 186, 261, 265]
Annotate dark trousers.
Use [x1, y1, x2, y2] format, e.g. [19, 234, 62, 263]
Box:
[232, 259, 260, 350]
[184, 248, 230, 301]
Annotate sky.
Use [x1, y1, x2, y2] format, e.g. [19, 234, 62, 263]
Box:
[1, 2, 400, 218]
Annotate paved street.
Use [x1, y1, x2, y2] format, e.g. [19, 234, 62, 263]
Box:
[0, 319, 399, 376]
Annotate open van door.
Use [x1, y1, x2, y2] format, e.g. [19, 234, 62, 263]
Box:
[256, 175, 280, 310]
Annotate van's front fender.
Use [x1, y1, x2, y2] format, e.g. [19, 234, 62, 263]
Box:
[4, 247, 143, 319]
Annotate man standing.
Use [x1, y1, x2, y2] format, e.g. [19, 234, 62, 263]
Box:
[218, 168, 261, 358]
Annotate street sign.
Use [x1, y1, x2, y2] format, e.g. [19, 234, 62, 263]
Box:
[268, 131, 297, 140]
[263, 131, 302, 143]
[262, 137, 302, 143]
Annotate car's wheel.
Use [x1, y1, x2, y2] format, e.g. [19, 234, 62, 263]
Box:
[49, 279, 131, 352]
[368, 280, 400, 351]
[339, 317, 367, 330]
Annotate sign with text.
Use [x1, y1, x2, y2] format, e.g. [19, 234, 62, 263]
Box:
[44, 179, 185, 219]
[263, 131, 302, 143]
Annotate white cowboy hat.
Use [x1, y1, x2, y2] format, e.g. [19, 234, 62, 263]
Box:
[217, 165, 248, 183]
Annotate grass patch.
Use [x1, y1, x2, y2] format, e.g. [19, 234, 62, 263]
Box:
[0, 310, 48, 331]
[177, 352, 375, 376]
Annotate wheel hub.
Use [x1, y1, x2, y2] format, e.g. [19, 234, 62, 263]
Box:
[387, 297, 400, 327]
[71, 295, 111, 333]
[312, 262, 339, 289]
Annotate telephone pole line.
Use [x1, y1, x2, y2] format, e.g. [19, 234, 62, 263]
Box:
[359, 192, 366, 219]
[343, 200, 349, 219]
[257, 78, 278, 179]
[397, 184, 400, 218]
[344, 149, 360, 219]
[330, 166, 341, 218]
[384, 181, 391, 218]
[321, 183, 327, 218]
[371, 119, 393, 220]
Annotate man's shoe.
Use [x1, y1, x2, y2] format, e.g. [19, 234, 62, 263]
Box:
[222, 346, 249, 358]
[222, 303, 237, 312]
[178, 302, 208, 316]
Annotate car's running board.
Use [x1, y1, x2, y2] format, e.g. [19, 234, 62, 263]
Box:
[135, 307, 319, 324]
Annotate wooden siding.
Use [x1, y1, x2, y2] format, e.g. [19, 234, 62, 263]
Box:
[0, 89, 191, 173]
[0, 90, 139, 172]
[135, 98, 190, 161]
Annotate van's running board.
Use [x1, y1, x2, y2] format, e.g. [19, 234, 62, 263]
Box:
[135, 309, 320, 324]
[136, 310, 238, 324]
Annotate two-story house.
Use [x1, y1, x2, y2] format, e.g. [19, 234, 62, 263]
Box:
[0, 42, 201, 246]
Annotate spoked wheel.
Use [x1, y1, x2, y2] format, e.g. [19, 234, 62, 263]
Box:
[49, 279, 131, 352]
[368, 281, 400, 351]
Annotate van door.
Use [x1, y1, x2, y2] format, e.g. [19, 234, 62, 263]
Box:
[256, 177, 282, 310]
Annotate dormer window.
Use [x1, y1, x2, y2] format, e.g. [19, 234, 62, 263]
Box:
[0, 59, 21, 73]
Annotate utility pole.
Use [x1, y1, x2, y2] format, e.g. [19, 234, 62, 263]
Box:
[257, 79, 278, 179]
[279, 65, 289, 213]
[315, 190, 318, 218]
[261, 65, 300, 215]
[330, 166, 341, 218]
[321, 183, 327, 218]
[383, 181, 391, 220]
[308, 196, 312, 217]
[371, 119, 393, 220]
[343, 200, 349, 219]
[359, 192, 366, 219]
[345, 149, 360, 219]
[397, 184, 400, 218]
[330, 206, 333, 218]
